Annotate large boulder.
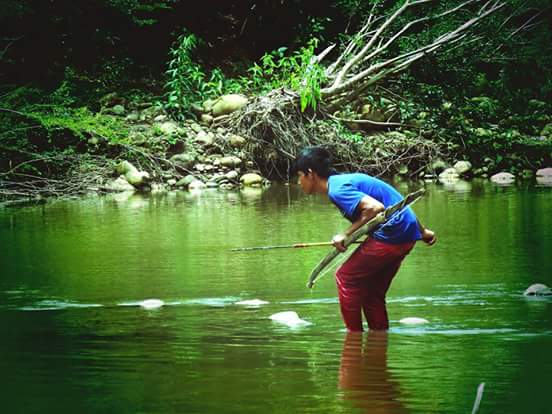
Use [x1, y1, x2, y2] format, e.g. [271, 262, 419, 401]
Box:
[536, 167, 552, 186]
[170, 153, 196, 169]
[523, 283, 552, 296]
[439, 168, 459, 180]
[454, 161, 472, 176]
[105, 176, 135, 192]
[536, 167, 552, 177]
[240, 173, 263, 186]
[211, 94, 249, 117]
[116, 161, 150, 187]
[490, 172, 515, 185]
[220, 156, 242, 168]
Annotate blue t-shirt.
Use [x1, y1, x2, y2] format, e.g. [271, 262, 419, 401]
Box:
[327, 173, 421, 244]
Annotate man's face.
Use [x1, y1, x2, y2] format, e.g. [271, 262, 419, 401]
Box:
[297, 170, 314, 194]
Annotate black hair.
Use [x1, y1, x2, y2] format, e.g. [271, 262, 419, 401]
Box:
[293, 146, 338, 178]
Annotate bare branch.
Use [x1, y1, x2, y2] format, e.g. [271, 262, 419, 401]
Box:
[330, 0, 434, 89]
[327, 113, 413, 128]
[322, 1, 505, 97]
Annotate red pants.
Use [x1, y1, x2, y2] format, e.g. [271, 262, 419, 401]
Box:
[336, 238, 415, 332]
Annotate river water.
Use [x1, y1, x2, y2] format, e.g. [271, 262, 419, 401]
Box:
[1, 180, 551, 414]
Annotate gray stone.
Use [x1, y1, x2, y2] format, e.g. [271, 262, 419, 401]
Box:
[211, 174, 227, 183]
[195, 130, 214, 146]
[188, 180, 205, 190]
[211, 94, 248, 117]
[116, 160, 150, 187]
[170, 153, 196, 169]
[220, 156, 242, 168]
[240, 173, 263, 186]
[111, 105, 126, 115]
[176, 175, 197, 188]
[225, 170, 239, 180]
[106, 176, 135, 192]
[154, 114, 168, 122]
[229, 134, 247, 148]
[158, 121, 183, 135]
[536, 176, 552, 186]
[191, 123, 203, 133]
[536, 167, 552, 177]
[439, 168, 459, 180]
[490, 172, 515, 184]
[523, 283, 552, 296]
[200, 114, 213, 125]
[167, 179, 177, 186]
[454, 161, 472, 176]
[194, 163, 207, 172]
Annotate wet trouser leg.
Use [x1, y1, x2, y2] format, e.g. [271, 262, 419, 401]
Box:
[336, 239, 415, 332]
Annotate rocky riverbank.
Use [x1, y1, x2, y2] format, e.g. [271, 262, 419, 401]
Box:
[95, 93, 271, 194]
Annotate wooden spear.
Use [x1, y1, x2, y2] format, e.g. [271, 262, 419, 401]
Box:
[230, 240, 364, 252]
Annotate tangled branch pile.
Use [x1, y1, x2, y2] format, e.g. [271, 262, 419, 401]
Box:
[0, 151, 113, 200]
[219, 89, 442, 179]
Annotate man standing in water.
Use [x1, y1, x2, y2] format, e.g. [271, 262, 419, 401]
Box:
[294, 146, 436, 332]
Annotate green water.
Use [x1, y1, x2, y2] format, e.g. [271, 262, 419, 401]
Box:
[1, 180, 551, 414]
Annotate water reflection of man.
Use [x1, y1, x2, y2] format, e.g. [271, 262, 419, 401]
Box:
[339, 331, 407, 414]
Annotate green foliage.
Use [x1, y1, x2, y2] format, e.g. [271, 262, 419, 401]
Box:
[1, 85, 129, 152]
[165, 33, 204, 114]
[246, 39, 326, 112]
[28, 107, 129, 144]
[331, 120, 364, 144]
[164, 32, 247, 116]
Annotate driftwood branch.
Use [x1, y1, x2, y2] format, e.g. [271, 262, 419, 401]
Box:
[321, 0, 505, 101]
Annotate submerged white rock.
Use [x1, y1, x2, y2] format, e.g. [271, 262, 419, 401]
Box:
[523, 283, 552, 296]
[235, 299, 269, 306]
[269, 311, 311, 327]
[139, 299, 165, 309]
[399, 317, 429, 325]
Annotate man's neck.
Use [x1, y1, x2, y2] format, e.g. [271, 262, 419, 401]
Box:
[313, 176, 329, 195]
